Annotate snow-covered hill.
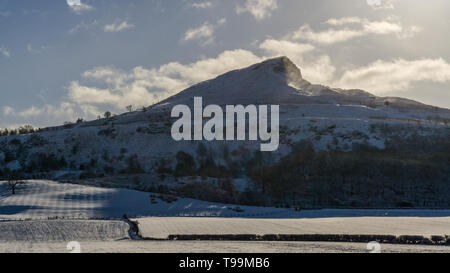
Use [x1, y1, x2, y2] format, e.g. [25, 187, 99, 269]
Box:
[0, 57, 449, 206]
[158, 56, 450, 114]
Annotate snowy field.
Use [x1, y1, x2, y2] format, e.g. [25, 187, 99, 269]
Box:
[3, 180, 450, 221]
[134, 217, 450, 240]
[0, 220, 130, 242]
[0, 180, 295, 220]
[2, 180, 450, 253]
[2, 240, 450, 253]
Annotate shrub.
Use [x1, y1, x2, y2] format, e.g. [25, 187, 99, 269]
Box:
[25, 134, 48, 147]
[156, 158, 172, 174]
[125, 154, 143, 173]
[177, 182, 236, 204]
[26, 153, 67, 172]
[174, 151, 196, 177]
[98, 127, 117, 138]
[9, 139, 21, 146]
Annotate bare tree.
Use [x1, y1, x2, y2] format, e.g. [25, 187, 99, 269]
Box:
[126, 105, 133, 112]
[6, 173, 25, 195]
[104, 111, 112, 119]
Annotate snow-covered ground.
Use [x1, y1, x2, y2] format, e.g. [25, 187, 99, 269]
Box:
[134, 217, 450, 239]
[0, 180, 296, 220]
[1, 180, 450, 253]
[1, 240, 449, 253]
[0, 220, 130, 242]
[5, 180, 450, 221]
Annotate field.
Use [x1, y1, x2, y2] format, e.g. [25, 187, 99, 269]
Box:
[2, 241, 450, 253]
[1, 180, 450, 253]
[0, 220, 130, 242]
[134, 217, 450, 240]
[0, 180, 294, 220]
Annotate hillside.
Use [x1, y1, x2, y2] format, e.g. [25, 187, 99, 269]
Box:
[0, 57, 449, 208]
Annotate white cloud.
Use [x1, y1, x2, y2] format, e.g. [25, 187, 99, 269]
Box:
[183, 18, 226, 46]
[191, 1, 213, 9]
[2, 106, 14, 115]
[66, 49, 262, 114]
[68, 82, 123, 106]
[0, 46, 10, 58]
[398, 25, 423, 39]
[26, 44, 46, 54]
[184, 22, 214, 43]
[17, 106, 44, 117]
[326, 17, 362, 26]
[366, 0, 395, 10]
[292, 25, 363, 45]
[1, 102, 90, 128]
[335, 58, 450, 95]
[363, 20, 402, 34]
[69, 20, 99, 34]
[291, 17, 421, 44]
[104, 21, 135, 33]
[26, 44, 34, 53]
[302, 55, 336, 84]
[66, 0, 94, 15]
[259, 39, 315, 56]
[236, 0, 278, 20]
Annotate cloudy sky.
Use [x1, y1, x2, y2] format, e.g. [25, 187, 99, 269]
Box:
[1, 0, 450, 128]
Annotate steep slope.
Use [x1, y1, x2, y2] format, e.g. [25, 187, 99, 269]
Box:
[160, 56, 370, 106]
[158, 57, 312, 106]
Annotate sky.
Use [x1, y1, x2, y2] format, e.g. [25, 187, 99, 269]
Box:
[0, 0, 450, 128]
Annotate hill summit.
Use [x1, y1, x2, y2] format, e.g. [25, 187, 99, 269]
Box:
[159, 56, 315, 106]
[159, 56, 448, 113]
[158, 55, 372, 107]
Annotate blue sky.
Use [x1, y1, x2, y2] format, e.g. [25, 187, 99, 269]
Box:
[1, 0, 450, 128]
